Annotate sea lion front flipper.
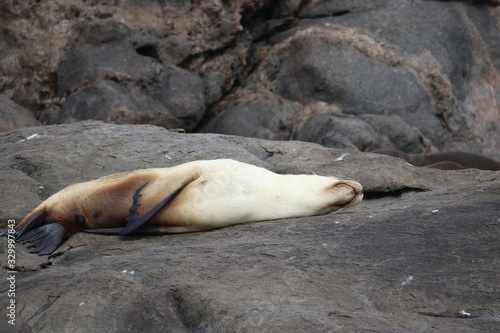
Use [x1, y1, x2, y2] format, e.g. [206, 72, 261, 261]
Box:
[120, 184, 184, 235]
[119, 170, 201, 236]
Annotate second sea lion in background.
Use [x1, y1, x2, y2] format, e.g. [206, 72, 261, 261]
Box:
[372, 149, 500, 171]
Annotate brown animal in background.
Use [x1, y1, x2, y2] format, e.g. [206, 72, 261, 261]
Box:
[372, 150, 500, 171]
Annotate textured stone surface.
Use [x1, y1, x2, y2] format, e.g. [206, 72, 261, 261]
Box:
[0, 122, 499, 332]
[1, 1, 499, 159]
[206, 1, 500, 158]
[0, 95, 40, 132]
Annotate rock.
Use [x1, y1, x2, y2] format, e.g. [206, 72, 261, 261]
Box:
[202, 88, 301, 141]
[0, 122, 499, 332]
[0, 95, 41, 132]
[203, 1, 500, 159]
[0, 0, 267, 127]
[56, 23, 154, 94]
[54, 21, 206, 130]
[58, 68, 205, 130]
[1, 1, 499, 157]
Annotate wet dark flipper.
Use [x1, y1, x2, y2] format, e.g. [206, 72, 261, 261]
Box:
[82, 227, 125, 234]
[14, 212, 46, 238]
[83, 225, 162, 235]
[119, 183, 184, 236]
[118, 167, 202, 236]
[127, 225, 162, 235]
[16, 223, 66, 255]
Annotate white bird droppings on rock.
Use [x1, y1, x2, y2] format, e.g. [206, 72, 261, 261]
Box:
[401, 276, 414, 286]
[17, 133, 44, 143]
[122, 269, 135, 275]
[459, 310, 471, 317]
[335, 153, 351, 161]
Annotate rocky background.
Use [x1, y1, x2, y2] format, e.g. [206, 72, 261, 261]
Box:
[1, 0, 500, 159]
[0, 0, 500, 332]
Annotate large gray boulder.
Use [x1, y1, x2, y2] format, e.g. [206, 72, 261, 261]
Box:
[0, 122, 498, 332]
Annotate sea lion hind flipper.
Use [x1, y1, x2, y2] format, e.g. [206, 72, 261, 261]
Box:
[83, 225, 162, 235]
[125, 225, 162, 235]
[17, 223, 66, 255]
[13, 211, 46, 238]
[82, 227, 125, 234]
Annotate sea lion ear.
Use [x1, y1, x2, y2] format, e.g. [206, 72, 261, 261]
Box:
[119, 171, 200, 235]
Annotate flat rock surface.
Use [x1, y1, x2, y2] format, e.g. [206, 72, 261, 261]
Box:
[0, 122, 499, 332]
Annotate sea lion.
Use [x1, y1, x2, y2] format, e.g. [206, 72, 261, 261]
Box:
[421, 161, 466, 170]
[372, 149, 500, 171]
[2, 159, 363, 255]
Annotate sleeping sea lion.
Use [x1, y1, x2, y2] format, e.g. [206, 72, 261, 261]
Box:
[2, 159, 363, 255]
[372, 149, 500, 170]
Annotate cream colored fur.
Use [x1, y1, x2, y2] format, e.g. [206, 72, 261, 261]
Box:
[17, 159, 363, 234]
